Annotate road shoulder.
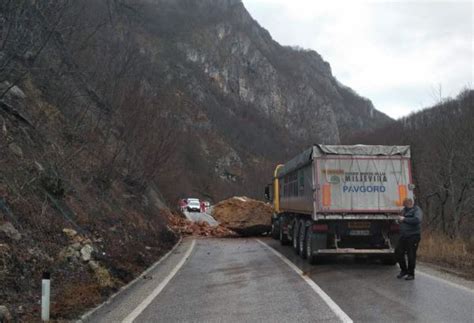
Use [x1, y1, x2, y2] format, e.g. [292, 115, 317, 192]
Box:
[80, 238, 194, 322]
[417, 262, 474, 293]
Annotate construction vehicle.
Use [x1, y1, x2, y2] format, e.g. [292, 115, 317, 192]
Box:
[265, 145, 414, 264]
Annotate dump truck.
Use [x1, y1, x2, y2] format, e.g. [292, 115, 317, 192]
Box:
[265, 144, 414, 264]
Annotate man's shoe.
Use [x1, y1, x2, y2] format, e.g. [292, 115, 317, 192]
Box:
[397, 271, 408, 279]
[405, 274, 415, 280]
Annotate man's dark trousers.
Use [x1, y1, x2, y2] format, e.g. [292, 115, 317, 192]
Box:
[395, 234, 421, 275]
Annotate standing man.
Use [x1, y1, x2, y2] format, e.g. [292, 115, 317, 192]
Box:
[395, 198, 423, 280]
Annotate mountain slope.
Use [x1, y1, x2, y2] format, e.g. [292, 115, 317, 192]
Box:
[124, 0, 392, 199]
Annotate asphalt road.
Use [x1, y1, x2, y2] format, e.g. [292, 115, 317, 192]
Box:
[83, 238, 474, 323]
[266, 238, 474, 323]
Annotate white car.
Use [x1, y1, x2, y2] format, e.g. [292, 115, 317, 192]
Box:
[186, 198, 201, 212]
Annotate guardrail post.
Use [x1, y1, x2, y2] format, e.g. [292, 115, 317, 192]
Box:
[41, 272, 50, 321]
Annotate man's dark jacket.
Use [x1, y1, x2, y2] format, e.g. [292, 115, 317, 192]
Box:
[400, 205, 423, 237]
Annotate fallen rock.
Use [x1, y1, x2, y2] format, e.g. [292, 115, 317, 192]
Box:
[71, 242, 82, 250]
[80, 244, 94, 262]
[212, 196, 273, 236]
[88, 261, 114, 288]
[0, 305, 12, 322]
[8, 143, 23, 158]
[0, 222, 21, 241]
[73, 234, 86, 244]
[7, 85, 26, 99]
[58, 245, 80, 261]
[62, 228, 77, 238]
[168, 214, 236, 238]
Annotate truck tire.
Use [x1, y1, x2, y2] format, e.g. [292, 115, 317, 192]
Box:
[279, 223, 290, 245]
[299, 220, 307, 259]
[305, 226, 319, 265]
[293, 220, 300, 254]
[271, 219, 279, 240]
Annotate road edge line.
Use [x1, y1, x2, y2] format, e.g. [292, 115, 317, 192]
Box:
[122, 239, 196, 323]
[78, 236, 184, 322]
[256, 239, 353, 323]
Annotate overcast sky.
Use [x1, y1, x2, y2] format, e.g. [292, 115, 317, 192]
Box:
[242, 0, 473, 119]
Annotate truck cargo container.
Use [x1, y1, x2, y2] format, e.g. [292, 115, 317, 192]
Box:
[266, 144, 414, 264]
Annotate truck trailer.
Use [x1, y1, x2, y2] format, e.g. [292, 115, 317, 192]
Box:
[266, 144, 414, 264]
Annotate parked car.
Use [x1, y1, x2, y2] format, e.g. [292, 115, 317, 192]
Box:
[186, 198, 201, 212]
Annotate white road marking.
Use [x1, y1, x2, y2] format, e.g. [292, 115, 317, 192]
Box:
[122, 239, 196, 323]
[256, 239, 353, 323]
[79, 237, 183, 322]
[417, 270, 474, 294]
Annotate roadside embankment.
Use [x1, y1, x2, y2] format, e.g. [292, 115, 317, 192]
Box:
[418, 231, 474, 280]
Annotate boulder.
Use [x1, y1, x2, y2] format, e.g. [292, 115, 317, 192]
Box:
[88, 261, 114, 288]
[80, 244, 94, 262]
[71, 242, 82, 250]
[62, 228, 77, 238]
[0, 222, 21, 241]
[8, 85, 26, 99]
[58, 245, 80, 261]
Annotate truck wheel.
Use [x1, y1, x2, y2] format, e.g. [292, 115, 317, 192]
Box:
[306, 226, 318, 265]
[271, 219, 279, 240]
[382, 255, 397, 265]
[293, 220, 300, 254]
[299, 220, 307, 259]
[279, 223, 290, 245]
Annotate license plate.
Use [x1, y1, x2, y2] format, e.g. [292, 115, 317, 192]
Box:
[348, 221, 371, 229]
[349, 230, 371, 236]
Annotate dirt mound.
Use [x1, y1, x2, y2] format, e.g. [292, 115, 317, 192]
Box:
[211, 197, 273, 236]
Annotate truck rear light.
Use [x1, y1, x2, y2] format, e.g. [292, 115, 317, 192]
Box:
[312, 224, 328, 232]
[390, 223, 400, 233]
[398, 185, 407, 206]
[322, 184, 331, 207]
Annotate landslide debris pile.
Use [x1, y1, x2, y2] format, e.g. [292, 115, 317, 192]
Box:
[211, 197, 273, 236]
[168, 213, 236, 238]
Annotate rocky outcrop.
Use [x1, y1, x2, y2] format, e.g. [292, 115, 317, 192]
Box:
[129, 0, 392, 198]
[163, 0, 390, 145]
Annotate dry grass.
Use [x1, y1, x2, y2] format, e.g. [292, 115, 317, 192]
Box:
[52, 282, 103, 319]
[418, 231, 474, 276]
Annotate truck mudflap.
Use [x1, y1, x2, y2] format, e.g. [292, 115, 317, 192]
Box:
[317, 248, 395, 254]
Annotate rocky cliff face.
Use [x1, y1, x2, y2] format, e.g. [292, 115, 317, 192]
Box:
[150, 0, 389, 144]
[132, 0, 391, 197]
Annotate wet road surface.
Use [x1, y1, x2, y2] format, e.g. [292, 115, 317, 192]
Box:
[84, 238, 474, 323]
[265, 238, 474, 323]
